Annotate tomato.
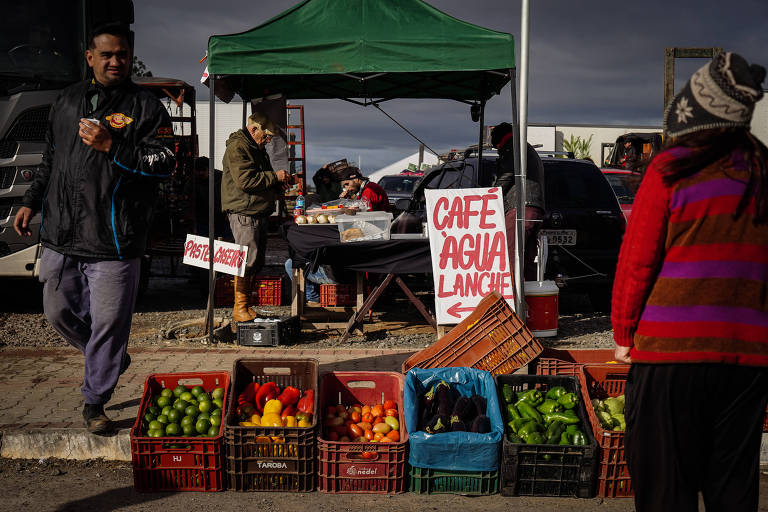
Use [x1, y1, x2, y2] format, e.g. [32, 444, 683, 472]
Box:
[372, 422, 391, 434]
[344, 419, 354, 427]
[361, 412, 374, 424]
[364, 429, 374, 441]
[333, 425, 348, 436]
[349, 423, 363, 438]
[383, 400, 397, 411]
[373, 416, 385, 425]
[327, 406, 338, 416]
[350, 411, 362, 423]
[361, 451, 376, 459]
[361, 405, 371, 416]
[384, 416, 400, 431]
[356, 421, 372, 431]
[386, 430, 400, 442]
[373, 432, 384, 441]
[327, 431, 339, 441]
[339, 436, 350, 442]
[385, 408, 398, 417]
[379, 436, 393, 443]
[335, 404, 347, 415]
[371, 405, 384, 418]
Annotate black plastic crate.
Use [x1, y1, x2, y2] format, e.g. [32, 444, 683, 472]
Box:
[236, 316, 299, 347]
[495, 374, 598, 498]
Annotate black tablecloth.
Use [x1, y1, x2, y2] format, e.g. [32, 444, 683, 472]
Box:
[282, 223, 432, 274]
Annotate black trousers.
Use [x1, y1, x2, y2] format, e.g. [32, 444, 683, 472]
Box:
[625, 364, 768, 512]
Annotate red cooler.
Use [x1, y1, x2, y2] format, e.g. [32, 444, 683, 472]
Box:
[524, 280, 559, 337]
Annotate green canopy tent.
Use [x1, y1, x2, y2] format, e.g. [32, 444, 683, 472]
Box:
[203, 0, 522, 338]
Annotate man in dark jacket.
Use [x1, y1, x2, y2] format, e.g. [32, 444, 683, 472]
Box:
[490, 122, 545, 282]
[221, 112, 293, 322]
[13, 24, 175, 434]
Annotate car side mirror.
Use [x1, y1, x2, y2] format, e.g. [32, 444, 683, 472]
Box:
[394, 198, 412, 211]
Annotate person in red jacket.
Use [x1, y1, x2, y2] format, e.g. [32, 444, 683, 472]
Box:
[611, 52, 768, 512]
[339, 167, 390, 211]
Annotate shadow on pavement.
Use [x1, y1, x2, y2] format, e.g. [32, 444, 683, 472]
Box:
[319, 351, 417, 374]
[54, 486, 170, 512]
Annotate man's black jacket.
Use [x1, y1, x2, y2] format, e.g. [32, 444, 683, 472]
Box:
[494, 141, 545, 212]
[22, 79, 175, 260]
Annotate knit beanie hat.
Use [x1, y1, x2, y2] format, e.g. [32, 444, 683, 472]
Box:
[663, 52, 765, 138]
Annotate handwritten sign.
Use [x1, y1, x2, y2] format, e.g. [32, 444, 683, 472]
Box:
[425, 188, 514, 324]
[182, 234, 248, 277]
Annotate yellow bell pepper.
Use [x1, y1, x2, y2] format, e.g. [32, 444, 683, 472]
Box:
[250, 413, 262, 425]
[263, 399, 283, 415]
[297, 419, 311, 428]
[238, 421, 256, 426]
[284, 416, 297, 427]
[261, 413, 283, 427]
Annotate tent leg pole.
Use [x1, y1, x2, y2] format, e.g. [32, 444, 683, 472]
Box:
[242, 99, 248, 129]
[509, 68, 524, 317]
[477, 99, 485, 173]
[207, 76, 216, 343]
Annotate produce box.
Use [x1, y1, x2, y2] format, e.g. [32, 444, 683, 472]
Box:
[236, 316, 299, 347]
[319, 283, 356, 307]
[317, 371, 408, 494]
[496, 374, 598, 498]
[409, 467, 499, 495]
[214, 275, 283, 307]
[402, 291, 542, 375]
[224, 359, 319, 492]
[577, 364, 633, 498]
[130, 371, 231, 492]
[404, 366, 503, 496]
[533, 348, 616, 376]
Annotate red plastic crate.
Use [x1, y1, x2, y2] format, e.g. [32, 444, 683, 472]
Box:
[214, 276, 283, 307]
[317, 371, 408, 494]
[534, 348, 617, 376]
[577, 364, 633, 498]
[130, 371, 231, 492]
[319, 283, 356, 307]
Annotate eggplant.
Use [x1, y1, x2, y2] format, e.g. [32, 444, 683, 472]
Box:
[436, 381, 455, 417]
[450, 396, 473, 422]
[450, 419, 467, 431]
[470, 414, 491, 434]
[470, 394, 487, 416]
[425, 414, 450, 434]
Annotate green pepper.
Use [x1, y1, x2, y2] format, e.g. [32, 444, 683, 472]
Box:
[517, 419, 542, 438]
[545, 386, 567, 400]
[572, 431, 587, 446]
[524, 431, 545, 445]
[506, 403, 522, 421]
[507, 432, 524, 443]
[565, 424, 581, 435]
[559, 431, 574, 445]
[502, 384, 515, 404]
[545, 420, 565, 442]
[557, 393, 579, 410]
[543, 412, 580, 425]
[517, 401, 543, 424]
[562, 409, 578, 419]
[536, 399, 563, 415]
[516, 389, 543, 406]
[509, 417, 532, 434]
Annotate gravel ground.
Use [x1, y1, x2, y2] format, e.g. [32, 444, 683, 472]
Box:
[0, 250, 614, 351]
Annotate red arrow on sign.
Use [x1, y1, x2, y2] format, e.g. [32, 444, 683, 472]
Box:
[446, 302, 475, 318]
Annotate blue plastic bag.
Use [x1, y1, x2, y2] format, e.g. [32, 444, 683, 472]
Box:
[404, 367, 503, 472]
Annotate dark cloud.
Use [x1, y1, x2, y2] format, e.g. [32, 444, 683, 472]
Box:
[131, 0, 768, 172]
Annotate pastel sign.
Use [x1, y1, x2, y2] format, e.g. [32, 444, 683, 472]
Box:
[182, 234, 248, 277]
[425, 188, 514, 324]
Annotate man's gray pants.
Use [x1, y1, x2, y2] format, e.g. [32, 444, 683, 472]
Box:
[228, 213, 268, 274]
[39, 248, 140, 405]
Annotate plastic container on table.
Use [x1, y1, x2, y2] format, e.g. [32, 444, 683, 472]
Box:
[577, 363, 633, 498]
[496, 373, 598, 498]
[130, 371, 230, 492]
[402, 291, 543, 376]
[404, 367, 503, 495]
[336, 211, 393, 242]
[524, 280, 559, 337]
[224, 358, 319, 492]
[317, 371, 408, 494]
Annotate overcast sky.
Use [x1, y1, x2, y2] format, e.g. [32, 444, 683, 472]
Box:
[132, 0, 768, 173]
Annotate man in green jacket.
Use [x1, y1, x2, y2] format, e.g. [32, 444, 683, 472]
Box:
[221, 112, 293, 322]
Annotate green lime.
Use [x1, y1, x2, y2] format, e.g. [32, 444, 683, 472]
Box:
[197, 393, 211, 403]
[148, 429, 164, 438]
[161, 405, 173, 417]
[165, 423, 181, 436]
[181, 415, 195, 427]
[184, 405, 199, 418]
[156, 414, 169, 425]
[191, 385, 205, 397]
[148, 420, 163, 431]
[156, 396, 171, 408]
[180, 391, 194, 402]
[174, 400, 189, 413]
[195, 418, 211, 435]
[182, 424, 195, 436]
[212, 398, 224, 409]
[148, 405, 161, 416]
[210, 408, 222, 418]
[143, 412, 155, 424]
[207, 425, 219, 437]
[209, 415, 221, 428]
[198, 400, 212, 414]
[212, 387, 225, 400]
[187, 398, 198, 408]
[167, 409, 181, 423]
[197, 412, 210, 422]
[173, 385, 187, 398]
[160, 388, 174, 398]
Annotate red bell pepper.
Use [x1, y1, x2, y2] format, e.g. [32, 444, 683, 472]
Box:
[254, 381, 280, 414]
[297, 389, 314, 414]
[238, 382, 260, 406]
[281, 405, 297, 420]
[276, 386, 301, 408]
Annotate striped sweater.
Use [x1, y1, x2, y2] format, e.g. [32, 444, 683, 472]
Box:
[612, 146, 768, 366]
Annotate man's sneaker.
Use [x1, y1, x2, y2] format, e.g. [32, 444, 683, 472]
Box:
[120, 353, 131, 375]
[83, 403, 113, 435]
[306, 300, 321, 308]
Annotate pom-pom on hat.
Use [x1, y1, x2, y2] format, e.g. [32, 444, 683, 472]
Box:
[664, 52, 765, 138]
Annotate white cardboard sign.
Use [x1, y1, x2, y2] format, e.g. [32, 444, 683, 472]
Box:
[425, 187, 514, 324]
[182, 234, 248, 277]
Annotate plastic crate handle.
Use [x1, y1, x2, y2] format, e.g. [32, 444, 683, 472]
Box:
[346, 451, 380, 461]
[159, 443, 193, 451]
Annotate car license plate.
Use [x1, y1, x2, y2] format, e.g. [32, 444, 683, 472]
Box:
[540, 229, 577, 246]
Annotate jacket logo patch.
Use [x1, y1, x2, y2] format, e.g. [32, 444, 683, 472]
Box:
[106, 113, 134, 129]
[156, 126, 173, 138]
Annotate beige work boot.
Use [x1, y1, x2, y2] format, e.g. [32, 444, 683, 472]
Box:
[233, 275, 257, 323]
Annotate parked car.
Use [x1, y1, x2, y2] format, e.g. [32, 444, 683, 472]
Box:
[601, 168, 641, 220]
[377, 174, 423, 211]
[391, 152, 626, 311]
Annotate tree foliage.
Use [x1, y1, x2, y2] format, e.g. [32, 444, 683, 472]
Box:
[132, 56, 153, 77]
[563, 134, 593, 160]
